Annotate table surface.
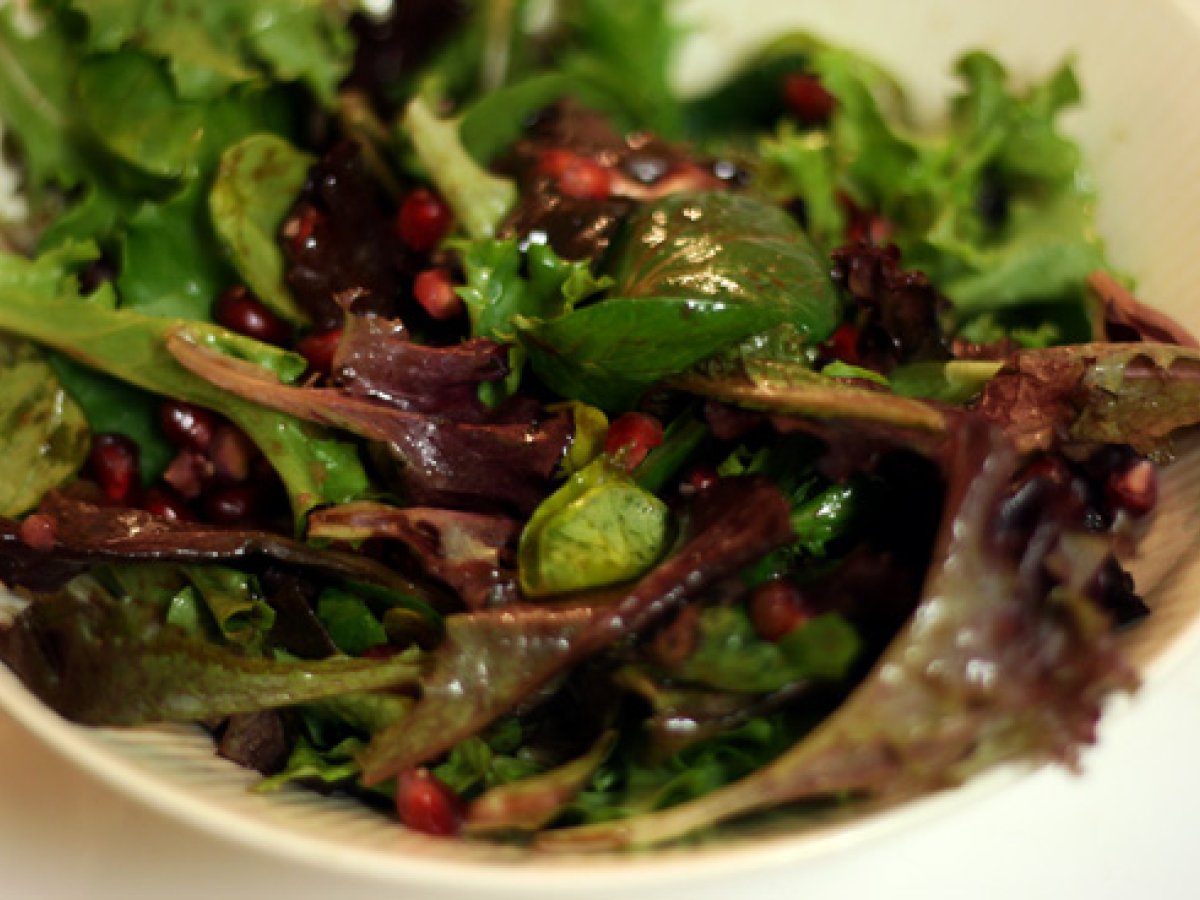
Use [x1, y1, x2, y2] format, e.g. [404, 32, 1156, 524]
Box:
[3, 634, 1200, 900]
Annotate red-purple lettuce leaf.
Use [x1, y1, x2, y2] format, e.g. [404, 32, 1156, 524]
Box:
[976, 342, 1200, 456]
[536, 418, 1136, 849]
[167, 330, 572, 512]
[332, 312, 509, 423]
[308, 502, 520, 610]
[0, 582, 421, 726]
[0, 491, 434, 601]
[357, 476, 794, 785]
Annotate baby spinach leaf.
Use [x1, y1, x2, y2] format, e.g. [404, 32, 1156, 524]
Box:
[521, 192, 839, 411]
[47, 354, 173, 483]
[117, 180, 236, 320]
[210, 134, 314, 324]
[0, 337, 89, 516]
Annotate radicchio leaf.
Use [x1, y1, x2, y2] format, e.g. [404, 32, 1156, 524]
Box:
[0, 492, 432, 601]
[975, 342, 1200, 456]
[332, 312, 509, 423]
[308, 502, 520, 610]
[167, 330, 571, 512]
[536, 417, 1137, 849]
[357, 477, 794, 785]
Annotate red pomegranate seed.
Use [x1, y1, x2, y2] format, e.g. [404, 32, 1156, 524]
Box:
[18, 514, 57, 551]
[394, 769, 462, 837]
[822, 322, 862, 366]
[159, 400, 216, 452]
[558, 158, 612, 201]
[537, 149, 576, 179]
[209, 424, 256, 484]
[749, 579, 812, 642]
[783, 73, 837, 125]
[686, 465, 721, 493]
[163, 449, 213, 500]
[1106, 459, 1158, 518]
[413, 268, 464, 321]
[142, 486, 194, 522]
[85, 433, 141, 503]
[204, 483, 261, 526]
[604, 412, 664, 471]
[213, 286, 293, 346]
[396, 188, 452, 253]
[296, 328, 344, 377]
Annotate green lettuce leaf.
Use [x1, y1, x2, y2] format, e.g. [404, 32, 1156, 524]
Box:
[0, 336, 89, 516]
[70, 0, 353, 105]
[0, 581, 420, 726]
[209, 134, 314, 324]
[0, 281, 369, 524]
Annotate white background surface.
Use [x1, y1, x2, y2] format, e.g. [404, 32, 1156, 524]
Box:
[6, 1, 1200, 898]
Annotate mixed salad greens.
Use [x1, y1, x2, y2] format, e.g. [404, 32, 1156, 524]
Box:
[2, 0, 1200, 848]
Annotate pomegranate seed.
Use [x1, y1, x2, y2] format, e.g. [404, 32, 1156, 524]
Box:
[159, 400, 216, 452]
[783, 73, 837, 125]
[822, 322, 862, 366]
[1106, 459, 1158, 518]
[85, 433, 141, 503]
[686, 465, 720, 493]
[18, 514, 57, 551]
[604, 412, 664, 471]
[537, 149, 576, 179]
[142, 486, 194, 522]
[209, 424, 256, 483]
[213, 286, 293, 346]
[296, 328, 344, 377]
[394, 769, 462, 837]
[558, 158, 612, 201]
[163, 449, 213, 500]
[413, 268, 464, 321]
[749, 579, 812, 642]
[204, 483, 261, 526]
[396, 188, 452, 253]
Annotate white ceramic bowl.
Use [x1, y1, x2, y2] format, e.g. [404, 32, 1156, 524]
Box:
[5, 0, 1200, 896]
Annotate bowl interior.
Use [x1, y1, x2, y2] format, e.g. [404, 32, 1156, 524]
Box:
[5, 0, 1200, 892]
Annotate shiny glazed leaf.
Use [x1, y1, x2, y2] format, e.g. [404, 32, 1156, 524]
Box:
[210, 135, 314, 323]
[0, 582, 421, 726]
[0, 288, 368, 523]
[520, 192, 839, 410]
[518, 457, 670, 597]
[0, 337, 89, 516]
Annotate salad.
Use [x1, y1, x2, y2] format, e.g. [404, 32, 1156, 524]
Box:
[1, 0, 1199, 850]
